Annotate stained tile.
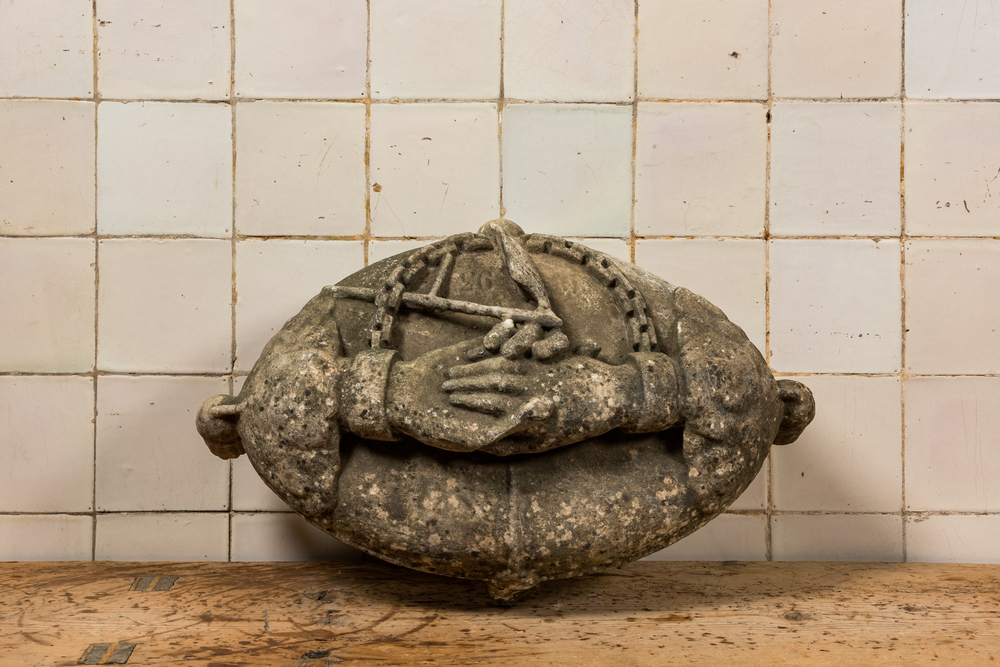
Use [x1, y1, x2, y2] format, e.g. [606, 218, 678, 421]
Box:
[235, 240, 365, 370]
[97, 239, 232, 373]
[907, 515, 1000, 563]
[233, 457, 289, 512]
[769, 239, 901, 373]
[772, 376, 902, 512]
[234, 0, 367, 99]
[638, 0, 768, 101]
[371, 0, 501, 99]
[504, 0, 634, 102]
[231, 513, 363, 561]
[772, 514, 903, 561]
[642, 514, 766, 561]
[502, 104, 632, 237]
[0, 238, 95, 372]
[771, 0, 902, 98]
[0, 100, 95, 236]
[235, 101, 366, 237]
[96, 513, 228, 560]
[96, 376, 230, 511]
[0, 376, 94, 513]
[0, 0, 93, 98]
[97, 0, 231, 100]
[730, 462, 767, 511]
[0, 516, 93, 560]
[370, 103, 500, 237]
[905, 376, 1000, 512]
[770, 102, 902, 236]
[635, 238, 766, 351]
[905, 240, 1000, 374]
[904, 102, 1000, 237]
[367, 239, 438, 265]
[97, 102, 232, 237]
[635, 102, 767, 237]
[576, 237, 631, 264]
[906, 0, 1000, 99]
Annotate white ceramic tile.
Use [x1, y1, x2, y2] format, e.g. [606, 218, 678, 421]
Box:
[97, 101, 232, 237]
[904, 102, 1000, 237]
[233, 457, 289, 512]
[504, 0, 634, 102]
[0, 376, 94, 513]
[370, 104, 500, 237]
[907, 515, 1000, 564]
[770, 102, 902, 236]
[0, 516, 93, 561]
[231, 513, 364, 561]
[575, 237, 631, 264]
[367, 239, 438, 265]
[772, 514, 903, 561]
[905, 240, 1000, 374]
[96, 376, 230, 512]
[772, 376, 902, 512]
[0, 100, 95, 236]
[635, 239, 766, 351]
[642, 514, 766, 561]
[0, 0, 93, 98]
[771, 0, 902, 98]
[96, 513, 228, 560]
[769, 240, 902, 373]
[502, 104, 632, 237]
[638, 0, 768, 101]
[234, 0, 367, 99]
[0, 238, 95, 372]
[97, 0, 230, 100]
[905, 377, 1000, 512]
[906, 0, 1000, 99]
[97, 239, 232, 373]
[235, 102, 366, 237]
[371, 0, 501, 99]
[635, 102, 767, 237]
[730, 461, 767, 511]
[235, 240, 365, 370]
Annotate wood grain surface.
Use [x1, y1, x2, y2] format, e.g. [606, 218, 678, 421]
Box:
[1, 561, 998, 665]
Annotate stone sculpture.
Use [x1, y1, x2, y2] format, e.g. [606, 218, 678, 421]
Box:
[197, 221, 815, 601]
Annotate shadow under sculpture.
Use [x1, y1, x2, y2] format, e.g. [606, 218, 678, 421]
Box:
[197, 221, 815, 602]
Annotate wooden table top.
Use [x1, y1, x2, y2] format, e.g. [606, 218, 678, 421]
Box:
[1, 560, 998, 665]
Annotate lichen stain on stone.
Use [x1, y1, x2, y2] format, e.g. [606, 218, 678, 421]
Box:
[196, 223, 816, 602]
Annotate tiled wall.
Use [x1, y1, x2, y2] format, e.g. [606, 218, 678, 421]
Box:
[2, 0, 999, 564]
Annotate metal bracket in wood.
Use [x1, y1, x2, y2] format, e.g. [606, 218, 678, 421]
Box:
[78, 642, 137, 665]
[128, 575, 178, 591]
[294, 648, 340, 666]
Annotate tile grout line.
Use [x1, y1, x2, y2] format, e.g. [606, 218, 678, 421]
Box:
[228, 0, 237, 564]
[11, 369, 1000, 379]
[29, 94, 1000, 104]
[899, 0, 909, 564]
[7, 232, 1000, 241]
[363, 0, 372, 265]
[498, 0, 506, 221]
[90, 0, 100, 562]
[629, 0, 639, 263]
[764, 0, 775, 563]
[8, 508, 1000, 517]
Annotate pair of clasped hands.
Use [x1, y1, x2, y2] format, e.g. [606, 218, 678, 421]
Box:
[387, 319, 647, 455]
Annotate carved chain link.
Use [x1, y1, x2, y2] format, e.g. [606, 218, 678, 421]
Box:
[367, 232, 654, 354]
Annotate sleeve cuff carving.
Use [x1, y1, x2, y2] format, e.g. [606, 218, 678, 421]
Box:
[624, 352, 682, 433]
[341, 348, 400, 441]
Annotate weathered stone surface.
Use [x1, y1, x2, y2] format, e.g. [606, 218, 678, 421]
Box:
[197, 221, 815, 601]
